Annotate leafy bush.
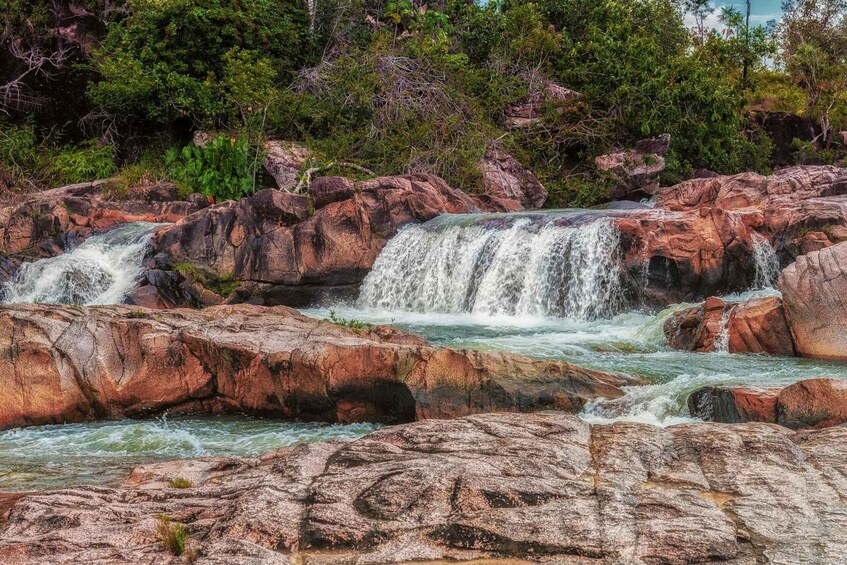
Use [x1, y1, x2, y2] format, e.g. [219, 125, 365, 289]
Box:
[50, 141, 118, 184]
[165, 135, 258, 201]
[89, 0, 312, 127]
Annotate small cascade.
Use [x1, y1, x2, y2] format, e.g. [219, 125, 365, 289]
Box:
[358, 214, 629, 320]
[2, 222, 161, 306]
[713, 306, 734, 354]
[751, 233, 781, 289]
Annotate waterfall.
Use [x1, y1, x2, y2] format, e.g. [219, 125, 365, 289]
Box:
[2, 222, 161, 306]
[751, 233, 780, 289]
[358, 214, 628, 320]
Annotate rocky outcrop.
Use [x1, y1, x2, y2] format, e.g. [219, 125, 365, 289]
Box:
[0, 180, 206, 260]
[689, 378, 847, 429]
[595, 134, 670, 199]
[505, 82, 581, 129]
[664, 295, 795, 356]
[0, 304, 637, 430]
[479, 145, 547, 209]
[612, 165, 847, 304]
[3, 413, 847, 563]
[779, 241, 847, 360]
[150, 173, 495, 306]
[263, 141, 311, 191]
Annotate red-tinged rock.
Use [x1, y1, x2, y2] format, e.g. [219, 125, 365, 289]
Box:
[779, 241, 847, 360]
[690, 378, 847, 430]
[479, 144, 547, 208]
[665, 296, 795, 356]
[0, 304, 638, 430]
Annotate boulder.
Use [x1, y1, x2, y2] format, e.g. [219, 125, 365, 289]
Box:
[779, 241, 847, 360]
[263, 140, 311, 191]
[307, 176, 355, 209]
[0, 304, 638, 430]
[151, 173, 490, 306]
[478, 145, 547, 209]
[664, 296, 795, 356]
[3, 413, 847, 563]
[595, 134, 670, 199]
[689, 378, 847, 430]
[505, 82, 581, 129]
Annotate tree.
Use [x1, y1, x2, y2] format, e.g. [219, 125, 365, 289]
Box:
[682, 0, 715, 45]
[779, 0, 847, 146]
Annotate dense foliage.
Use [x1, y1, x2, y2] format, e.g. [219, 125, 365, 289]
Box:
[1, 0, 846, 204]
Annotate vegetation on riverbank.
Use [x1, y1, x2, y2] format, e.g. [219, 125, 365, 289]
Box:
[1, 0, 845, 205]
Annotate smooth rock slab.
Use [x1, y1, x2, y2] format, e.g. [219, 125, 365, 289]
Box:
[0, 304, 635, 429]
[2, 413, 847, 563]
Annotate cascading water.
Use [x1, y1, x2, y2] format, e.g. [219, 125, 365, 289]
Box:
[2, 222, 161, 306]
[358, 214, 628, 320]
[751, 233, 781, 289]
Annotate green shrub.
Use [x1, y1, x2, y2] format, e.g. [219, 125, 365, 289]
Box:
[167, 477, 193, 489]
[89, 0, 312, 127]
[50, 141, 118, 184]
[165, 135, 258, 201]
[155, 514, 188, 556]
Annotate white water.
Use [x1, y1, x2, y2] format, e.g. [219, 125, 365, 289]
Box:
[2, 222, 160, 306]
[0, 416, 376, 491]
[752, 232, 781, 289]
[359, 214, 627, 320]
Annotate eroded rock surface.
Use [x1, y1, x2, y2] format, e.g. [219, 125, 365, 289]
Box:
[689, 378, 847, 429]
[779, 241, 847, 360]
[0, 304, 635, 430]
[595, 134, 670, 199]
[2, 413, 847, 563]
[479, 145, 547, 209]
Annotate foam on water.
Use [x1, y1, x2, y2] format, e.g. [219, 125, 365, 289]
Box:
[359, 214, 628, 320]
[0, 416, 377, 491]
[2, 222, 162, 305]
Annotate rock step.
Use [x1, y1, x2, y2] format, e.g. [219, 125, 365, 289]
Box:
[0, 304, 638, 430]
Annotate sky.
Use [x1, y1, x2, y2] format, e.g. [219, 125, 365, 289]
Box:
[687, 1, 784, 30]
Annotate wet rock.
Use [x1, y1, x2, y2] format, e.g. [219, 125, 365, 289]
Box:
[595, 134, 670, 199]
[263, 140, 311, 191]
[664, 296, 794, 355]
[690, 378, 847, 430]
[0, 304, 637, 430]
[0, 180, 204, 259]
[779, 240, 847, 360]
[2, 413, 847, 563]
[479, 145, 546, 209]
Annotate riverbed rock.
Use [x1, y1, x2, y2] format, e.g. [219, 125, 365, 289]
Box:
[689, 378, 847, 430]
[0, 180, 206, 259]
[479, 145, 547, 209]
[779, 241, 847, 360]
[151, 173, 491, 306]
[664, 295, 795, 355]
[0, 304, 637, 430]
[3, 413, 847, 563]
